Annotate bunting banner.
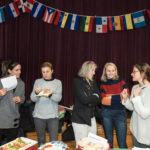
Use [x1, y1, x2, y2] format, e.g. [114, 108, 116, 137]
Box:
[1, 0, 150, 33]
[0, 7, 5, 23]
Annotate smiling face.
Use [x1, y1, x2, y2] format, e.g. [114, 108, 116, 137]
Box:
[105, 65, 116, 79]
[131, 67, 143, 82]
[8, 64, 21, 78]
[41, 67, 53, 80]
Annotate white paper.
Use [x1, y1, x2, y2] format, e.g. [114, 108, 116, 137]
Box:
[88, 132, 107, 144]
[1, 76, 17, 91]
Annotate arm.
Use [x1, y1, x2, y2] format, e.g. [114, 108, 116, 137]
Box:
[131, 87, 150, 119]
[30, 80, 40, 102]
[13, 80, 25, 104]
[73, 78, 100, 105]
[50, 80, 62, 103]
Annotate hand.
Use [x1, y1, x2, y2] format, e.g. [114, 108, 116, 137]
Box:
[0, 88, 7, 96]
[121, 89, 128, 101]
[12, 96, 21, 103]
[35, 86, 42, 94]
[133, 86, 141, 97]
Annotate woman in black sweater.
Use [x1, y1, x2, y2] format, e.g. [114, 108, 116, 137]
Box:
[71, 61, 101, 147]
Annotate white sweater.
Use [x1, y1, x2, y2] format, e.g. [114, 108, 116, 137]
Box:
[30, 78, 62, 119]
[122, 84, 150, 145]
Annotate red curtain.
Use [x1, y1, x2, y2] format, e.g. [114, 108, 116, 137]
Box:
[0, 0, 150, 106]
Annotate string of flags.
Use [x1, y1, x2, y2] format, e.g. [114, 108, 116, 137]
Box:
[0, 0, 150, 33]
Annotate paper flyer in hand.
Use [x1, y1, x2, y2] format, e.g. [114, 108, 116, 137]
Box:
[1, 76, 17, 91]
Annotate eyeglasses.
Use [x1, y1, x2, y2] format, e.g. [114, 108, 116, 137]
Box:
[132, 71, 139, 74]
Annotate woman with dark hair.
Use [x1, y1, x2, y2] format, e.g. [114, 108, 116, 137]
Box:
[30, 62, 62, 146]
[122, 63, 150, 148]
[0, 60, 25, 145]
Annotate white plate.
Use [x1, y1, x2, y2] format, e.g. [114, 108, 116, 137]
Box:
[0, 137, 37, 150]
[36, 90, 52, 97]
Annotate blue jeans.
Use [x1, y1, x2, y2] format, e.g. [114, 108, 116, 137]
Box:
[101, 108, 127, 148]
[34, 117, 58, 146]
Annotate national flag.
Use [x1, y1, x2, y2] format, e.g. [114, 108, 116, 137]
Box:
[15, 0, 26, 13]
[96, 17, 107, 33]
[24, 0, 35, 13]
[114, 16, 121, 30]
[59, 12, 68, 28]
[54, 11, 69, 28]
[132, 11, 146, 28]
[0, 8, 5, 23]
[43, 7, 56, 24]
[54, 11, 61, 25]
[146, 9, 150, 18]
[123, 14, 133, 30]
[67, 14, 80, 30]
[6, 2, 20, 18]
[30, 1, 45, 18]
[81, 16, 94, 32]
[119, 16, 125, 30]
[108, 17, 115, 31]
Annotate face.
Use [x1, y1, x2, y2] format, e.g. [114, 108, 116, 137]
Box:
[131, 67, 142, 82]
[87, 67, 96, 80]
[8, 64, 21, 78]
[105, 65, 116, 79]
[41, 67, 53, 80]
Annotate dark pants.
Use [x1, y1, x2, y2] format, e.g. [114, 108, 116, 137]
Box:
[101, 108, 127, 148]
[132, 135, 150, 148]
[0, 128, 18, 146]
[34, 117, 58, 146]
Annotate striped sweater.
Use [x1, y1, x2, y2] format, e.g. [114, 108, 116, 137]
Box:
[100, 78, 129, 109]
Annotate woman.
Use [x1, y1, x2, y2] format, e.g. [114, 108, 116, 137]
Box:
[99, 62, 129, 148]
[71, 61, 101, 147]
[30, 62, 62, 146]
[0, 60, 25, 145]
[122, 63, 150, 148]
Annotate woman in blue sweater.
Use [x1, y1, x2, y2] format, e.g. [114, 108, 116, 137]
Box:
[30, 62, 62, 146]
[99, 62, 129, 148]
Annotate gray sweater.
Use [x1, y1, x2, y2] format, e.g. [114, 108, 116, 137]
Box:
[0, 78, 25, 129]
[30, 78, 62, 119]
[122, 84, 150, 145]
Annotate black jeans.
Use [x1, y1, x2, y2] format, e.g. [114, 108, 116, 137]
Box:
[0, 128, 18, 146]
[34, 117, 58, 146]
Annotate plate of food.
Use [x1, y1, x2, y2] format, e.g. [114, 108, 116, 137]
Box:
[0, 137, 37, 150]
[38, 141, 68, 150]
[37, 89, 53, 97]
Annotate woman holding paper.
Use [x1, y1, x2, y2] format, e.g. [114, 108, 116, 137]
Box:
[0, 60, 25, 145]
[122, 63, 150, 148]
[99, 62, 129, 148]
[30, 62, 62, 146]
[72, 61, 101, 147]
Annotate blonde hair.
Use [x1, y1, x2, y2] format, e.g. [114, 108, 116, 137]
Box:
[101, 62, 119, 82]
[41, 62, 53, 70]
[78, 61, 97, 79]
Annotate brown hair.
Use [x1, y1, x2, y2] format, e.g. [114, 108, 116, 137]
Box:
[134, 63, 150, 82]
[41, 62, 53, 70]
